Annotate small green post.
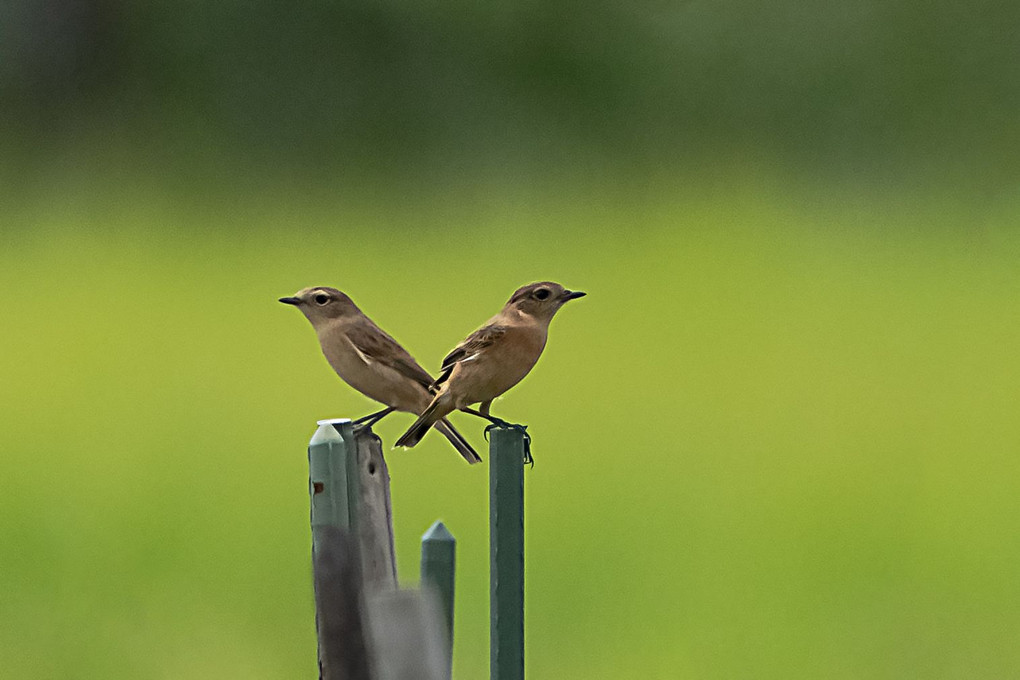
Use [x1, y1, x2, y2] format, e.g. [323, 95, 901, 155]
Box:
[308, 418, 357, 536]
[308, 418, 361, 678]
[490, 427, 526, 680]
[421, 520, 456, 678]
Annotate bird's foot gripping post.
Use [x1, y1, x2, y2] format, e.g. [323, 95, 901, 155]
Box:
[352, 406, 396, 431]
[484, 422, 532, 466]
[489, 425, 528, 680]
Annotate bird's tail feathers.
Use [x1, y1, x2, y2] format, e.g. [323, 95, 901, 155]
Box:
[395, 398, 451, 449]
[434, 418, 482, 464]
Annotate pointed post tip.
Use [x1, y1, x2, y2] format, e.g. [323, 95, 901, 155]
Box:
[310, 422, 344, 446]
[310, 417, 355, 442]
[317, 417, 354, 426]
[422, 520, 455, 543]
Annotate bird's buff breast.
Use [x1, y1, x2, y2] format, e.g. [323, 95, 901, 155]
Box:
[451, 325, 545, 406]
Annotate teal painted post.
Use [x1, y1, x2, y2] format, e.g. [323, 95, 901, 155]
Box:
[308, 418, 361, 678]
[308, 418, 359, 538]
[421, 520, 456, 668]
[489, 427, 526, 680]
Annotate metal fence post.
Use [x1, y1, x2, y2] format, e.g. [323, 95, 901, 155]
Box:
[312, 526, 370, 680]
[308, 418, 363, 679]
[489, 427, 526, 680]
[421, 519, 456, 675]
[308, 418, 358, 541]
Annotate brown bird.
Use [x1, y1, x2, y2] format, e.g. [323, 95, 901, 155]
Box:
[280, 286, 481, 464]
[395, 282, 585, 450]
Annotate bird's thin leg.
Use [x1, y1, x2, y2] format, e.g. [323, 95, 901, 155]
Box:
[460, 405, 533, 466]
[353, 406, 396, 428]
[460, 406, 513, 428]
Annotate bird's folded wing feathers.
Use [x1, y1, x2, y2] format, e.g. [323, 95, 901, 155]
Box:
[434, 324, 507, 387]
[345, 323, 435, 390]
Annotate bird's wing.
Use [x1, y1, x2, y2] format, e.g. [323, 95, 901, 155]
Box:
[434, 323, 507, 387]
[345, 323, 435, 391]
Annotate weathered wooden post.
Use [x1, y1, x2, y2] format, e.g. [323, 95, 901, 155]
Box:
[365, 589, 449, 680]
[489, 427, 527, 680]
[352, 427, 398, 591]
[308, 418, 398, 679]
[421, 520, 456, 676]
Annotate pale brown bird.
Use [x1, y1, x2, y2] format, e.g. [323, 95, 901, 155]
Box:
[280, 286, 481, 464]
[395, 282, 585, 450]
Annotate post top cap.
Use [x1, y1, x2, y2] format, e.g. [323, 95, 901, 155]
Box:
[316, 418, 353, 426]
[310, 420, 351, 446]
[421, 520, 455, 543]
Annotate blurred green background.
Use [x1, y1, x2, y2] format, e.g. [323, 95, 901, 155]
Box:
[2, 1, 1019, 678]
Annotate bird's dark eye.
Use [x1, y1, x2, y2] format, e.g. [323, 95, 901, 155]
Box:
[534, 288, 550, 300]
[314, 294, 330, 305]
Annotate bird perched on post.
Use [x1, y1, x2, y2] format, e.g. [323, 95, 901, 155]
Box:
[395, 282, 585, 450]
[279, 287, 481, 464]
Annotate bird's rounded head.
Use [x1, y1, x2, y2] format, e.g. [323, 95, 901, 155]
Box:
[506, 281, 586, 320]
[279, 286, 361, 325]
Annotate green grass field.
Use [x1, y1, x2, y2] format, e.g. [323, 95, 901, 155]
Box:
[2, 173, 1019, 678]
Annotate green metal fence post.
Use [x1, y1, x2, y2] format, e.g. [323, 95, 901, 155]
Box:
[308, 418, 361, 679]
[308, 418, 357, 538]
[489, 427, 526, 680]
[421, 519, 456, 671]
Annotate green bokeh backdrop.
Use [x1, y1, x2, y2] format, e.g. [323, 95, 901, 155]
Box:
[3, 180, 1019, 678]
[3, 2, 1020, 678]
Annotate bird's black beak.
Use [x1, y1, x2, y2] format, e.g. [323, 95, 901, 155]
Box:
[278, 297, 301, 306]
[562, 290, 586, 301]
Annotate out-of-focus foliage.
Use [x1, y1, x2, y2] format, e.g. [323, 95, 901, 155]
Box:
[2, 2, 1019, 679]
[3, 0, 1019, 186]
